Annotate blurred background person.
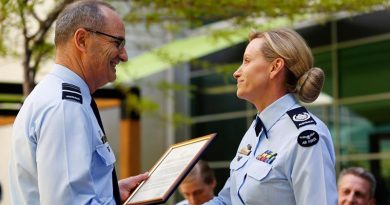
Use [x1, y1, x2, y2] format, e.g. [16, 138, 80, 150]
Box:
[338, 167, 376, 205]
[177, 160, 216, 205]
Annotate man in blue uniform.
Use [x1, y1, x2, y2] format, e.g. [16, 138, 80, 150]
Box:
[204, 28, 338, 205]
[9, 1, 148, 204]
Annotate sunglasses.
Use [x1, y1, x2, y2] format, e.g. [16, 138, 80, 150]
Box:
[85, 28, 126, 49]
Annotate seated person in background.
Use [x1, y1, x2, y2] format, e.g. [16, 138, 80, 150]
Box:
[177, 160, 216, 205]
[338, 167, 376, 205]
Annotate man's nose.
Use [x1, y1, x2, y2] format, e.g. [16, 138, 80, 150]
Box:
[346, 193, 357, 204]
[119, 47, 128, 62]
[188, 195, 198, 205]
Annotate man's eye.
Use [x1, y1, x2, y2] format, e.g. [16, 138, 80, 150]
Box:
[114, 41, 121, 47]
[342, 189, 350, 195]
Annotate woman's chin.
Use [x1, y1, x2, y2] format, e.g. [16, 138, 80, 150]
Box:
[236, 91, 246, 100]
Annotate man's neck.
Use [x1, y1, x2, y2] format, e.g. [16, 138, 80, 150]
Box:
[55, 51, 94, 94]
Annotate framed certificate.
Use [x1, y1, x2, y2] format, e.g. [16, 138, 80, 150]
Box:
[124, 133, 216, 205]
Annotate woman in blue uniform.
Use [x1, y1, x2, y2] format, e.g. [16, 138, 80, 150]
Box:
[204, 28, 338, 205]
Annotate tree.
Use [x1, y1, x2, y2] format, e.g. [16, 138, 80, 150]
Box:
[0, 0, 76, 96]
[125, 0, 389, 28]
[0, 0, 388, 96]
[120, 0, 389, 79]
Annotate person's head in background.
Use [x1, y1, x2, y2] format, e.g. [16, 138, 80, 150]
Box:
[338, 167, 376, 205]
[179, 160, 216, 205]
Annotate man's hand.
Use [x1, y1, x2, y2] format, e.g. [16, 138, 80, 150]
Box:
[119, 172, 149, 203]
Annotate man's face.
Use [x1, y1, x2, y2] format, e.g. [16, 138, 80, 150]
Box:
[179, 179, 215, 205]
[84, 6, 128, 91]
[338, 174, 375, 205]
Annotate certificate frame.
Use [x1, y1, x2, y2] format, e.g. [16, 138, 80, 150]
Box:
[124, 133, 216, 205]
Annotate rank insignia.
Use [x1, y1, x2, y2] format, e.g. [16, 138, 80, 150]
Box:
[62, 83, 82, 104]
[238, 144, 252, 156]
[287, 107, 316, 129]
[256, 150, 277, 164]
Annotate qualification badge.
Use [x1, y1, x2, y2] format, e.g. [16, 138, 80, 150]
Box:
[238, 144, 252, 156]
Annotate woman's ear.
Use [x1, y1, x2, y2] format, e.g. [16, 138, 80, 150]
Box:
[270, 58, 285, 79]
[73, 28, 88, 52]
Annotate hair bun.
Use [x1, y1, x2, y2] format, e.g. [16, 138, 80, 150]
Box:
[296, 67, 324, 103]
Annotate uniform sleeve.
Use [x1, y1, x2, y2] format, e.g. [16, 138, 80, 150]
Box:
[203, 177, 232, 205]
[291, 131, 338, 205]
[35, 101, 113, 205]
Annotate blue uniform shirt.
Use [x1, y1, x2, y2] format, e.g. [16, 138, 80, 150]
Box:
[9, 64, 117, 205]
[176, 199, 189, 205]
[205, 94, 337, 205]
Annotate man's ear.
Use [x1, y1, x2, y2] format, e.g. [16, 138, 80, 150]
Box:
[269, 58, 285, 79]
[73, 28, 88, 52]
[211, 179, 217, 189]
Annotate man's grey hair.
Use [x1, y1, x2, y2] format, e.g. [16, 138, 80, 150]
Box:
[338, 167, 376, 197]
[55, 0, 115, 46]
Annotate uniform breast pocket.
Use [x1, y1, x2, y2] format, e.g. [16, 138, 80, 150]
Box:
[95, 143, 116, 166]
[247, 160, 272, 181]
[230, 154, 249, 171]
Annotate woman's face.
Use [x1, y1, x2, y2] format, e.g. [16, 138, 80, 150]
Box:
[233, 38, 272, 105]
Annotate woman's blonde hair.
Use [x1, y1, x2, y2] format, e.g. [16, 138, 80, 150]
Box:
[249, 28, 324, 103]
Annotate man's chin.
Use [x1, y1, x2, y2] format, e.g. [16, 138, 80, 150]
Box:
[109, 74, 117, 82]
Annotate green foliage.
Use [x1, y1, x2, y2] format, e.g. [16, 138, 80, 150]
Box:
[125, 93, 160, 114]
[126, 0, 389, 29]
[0, 0, 75, 95]
[167, 113, 193, 128]
[0, 0, 15, 55]
[123, 89, 193, 127]
[156, 80, 196, 95]
[215, 62, 240, 80]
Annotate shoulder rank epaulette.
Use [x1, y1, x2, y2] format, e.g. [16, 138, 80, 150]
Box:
[62, 83, 82, 104]
[286, 106, 316, 129]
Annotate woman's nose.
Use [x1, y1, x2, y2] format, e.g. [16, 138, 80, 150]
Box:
[233, 66, 242, 79]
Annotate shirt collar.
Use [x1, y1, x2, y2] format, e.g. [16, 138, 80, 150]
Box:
[50, 64, 91, 103]
[257, 93, 299, 138]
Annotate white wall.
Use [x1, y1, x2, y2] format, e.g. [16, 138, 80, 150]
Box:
[0, 125, 12, 205]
